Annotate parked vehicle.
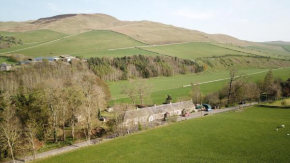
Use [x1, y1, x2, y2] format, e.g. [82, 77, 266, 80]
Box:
[183, 112, 190, 117]
[202, 104, 212, 111]
[239, 101, 246, 105]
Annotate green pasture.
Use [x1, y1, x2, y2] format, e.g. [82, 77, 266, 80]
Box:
[1, 30, 145, 57]
[0, 30, 67, 55]
[140, 42, 248, 59]
[246, 46, 290, 58]
[283, 45, 290, 52]
[35, 106, 290, 163]
[71, 48, 157, 58]
[263, 99, 290, 107]
[109, 67, 290, 105]
[0, 56, 16, 64]
[0, 29, 67, 43]
[209, 42, 274, 57]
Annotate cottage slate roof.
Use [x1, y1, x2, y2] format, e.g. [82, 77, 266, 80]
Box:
[124, 100, 194, 121]
[124, 107, 154, 120]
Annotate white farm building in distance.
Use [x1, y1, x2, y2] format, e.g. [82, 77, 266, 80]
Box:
[0, 62, 12, 71]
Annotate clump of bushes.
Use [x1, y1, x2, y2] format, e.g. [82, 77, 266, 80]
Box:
[281, 100, 288, 106]
[0, 35, 23, 49]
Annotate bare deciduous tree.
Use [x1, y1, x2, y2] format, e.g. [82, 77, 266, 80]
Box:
[122, 79, 152, 106]
[78, 73, 106, 144]
[191, 82, 201, 104]
[65, 86, 84, 140]
[227, 68, 249, 106]
[121, 81, 137, 105]
[0, 92, 21, 163]
[25, 118, 38, 161]
[244, 82, 261, 104]
[111, 104, 132, 135]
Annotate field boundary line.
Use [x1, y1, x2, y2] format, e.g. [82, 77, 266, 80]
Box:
[206, 42, 265, 57]
[282, 45, 290, 53]
[108, 41, 210, 51]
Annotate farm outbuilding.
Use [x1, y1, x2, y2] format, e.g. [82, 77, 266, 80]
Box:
[0, 62, 12, 71]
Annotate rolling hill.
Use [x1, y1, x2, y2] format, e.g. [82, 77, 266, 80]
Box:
[0, 13, 253, 46]
[0, 14, 289, 60]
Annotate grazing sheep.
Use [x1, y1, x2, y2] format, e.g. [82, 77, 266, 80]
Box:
[277, 125, 285, 128]
[281, 124, 285, 128]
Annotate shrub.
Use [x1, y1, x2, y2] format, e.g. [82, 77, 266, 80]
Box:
[281, 100, 288, 106]
[167, 115, 178, 123]
[138, 122, 143, 131]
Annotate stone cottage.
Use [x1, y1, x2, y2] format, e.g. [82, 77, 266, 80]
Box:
[123, 100, 196, 126]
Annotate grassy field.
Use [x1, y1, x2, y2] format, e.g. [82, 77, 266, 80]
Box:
[283, 45, 290, 52]
[35, 106, 290, 163]
[246, 46, 290, 58]
[0, 30, 146, 57]
[209, 42, 277, 58]
[1, 30, 289, 61]
[109, 67, 290, 105]
[263, 99, 290, 107]
[71, 48, 157, 58]
[0, 30, 68, 55]
[0, 56, 16, 64]
[0, 30, 67, 43]
[197, 56, 290, 71]
[140, 42, 290, 60]
[140, 42, 251, 60]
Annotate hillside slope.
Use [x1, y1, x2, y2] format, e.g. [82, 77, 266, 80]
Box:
[1, 14, 289, 59]
[0, 14, 251, 46]
[0, 30, 146, 57]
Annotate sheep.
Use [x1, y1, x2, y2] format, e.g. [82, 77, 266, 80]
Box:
[281, 124, 285, 128]
[277, 124, 285, 128]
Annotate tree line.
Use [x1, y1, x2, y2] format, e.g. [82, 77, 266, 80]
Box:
[0, 60, 110, 162]
[192, 69, 290, 108]
[0, 35, 23, 49]
[87, 55, 204, 81]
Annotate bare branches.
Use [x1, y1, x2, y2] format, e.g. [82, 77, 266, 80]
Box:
[25, 118, 38, 160]
[227, 68, 250, 106]
[191, 82, 201, 104]
[122, 79, 153, 106]
[0, 61, 110, 158]
[0, 92, 21, 163]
